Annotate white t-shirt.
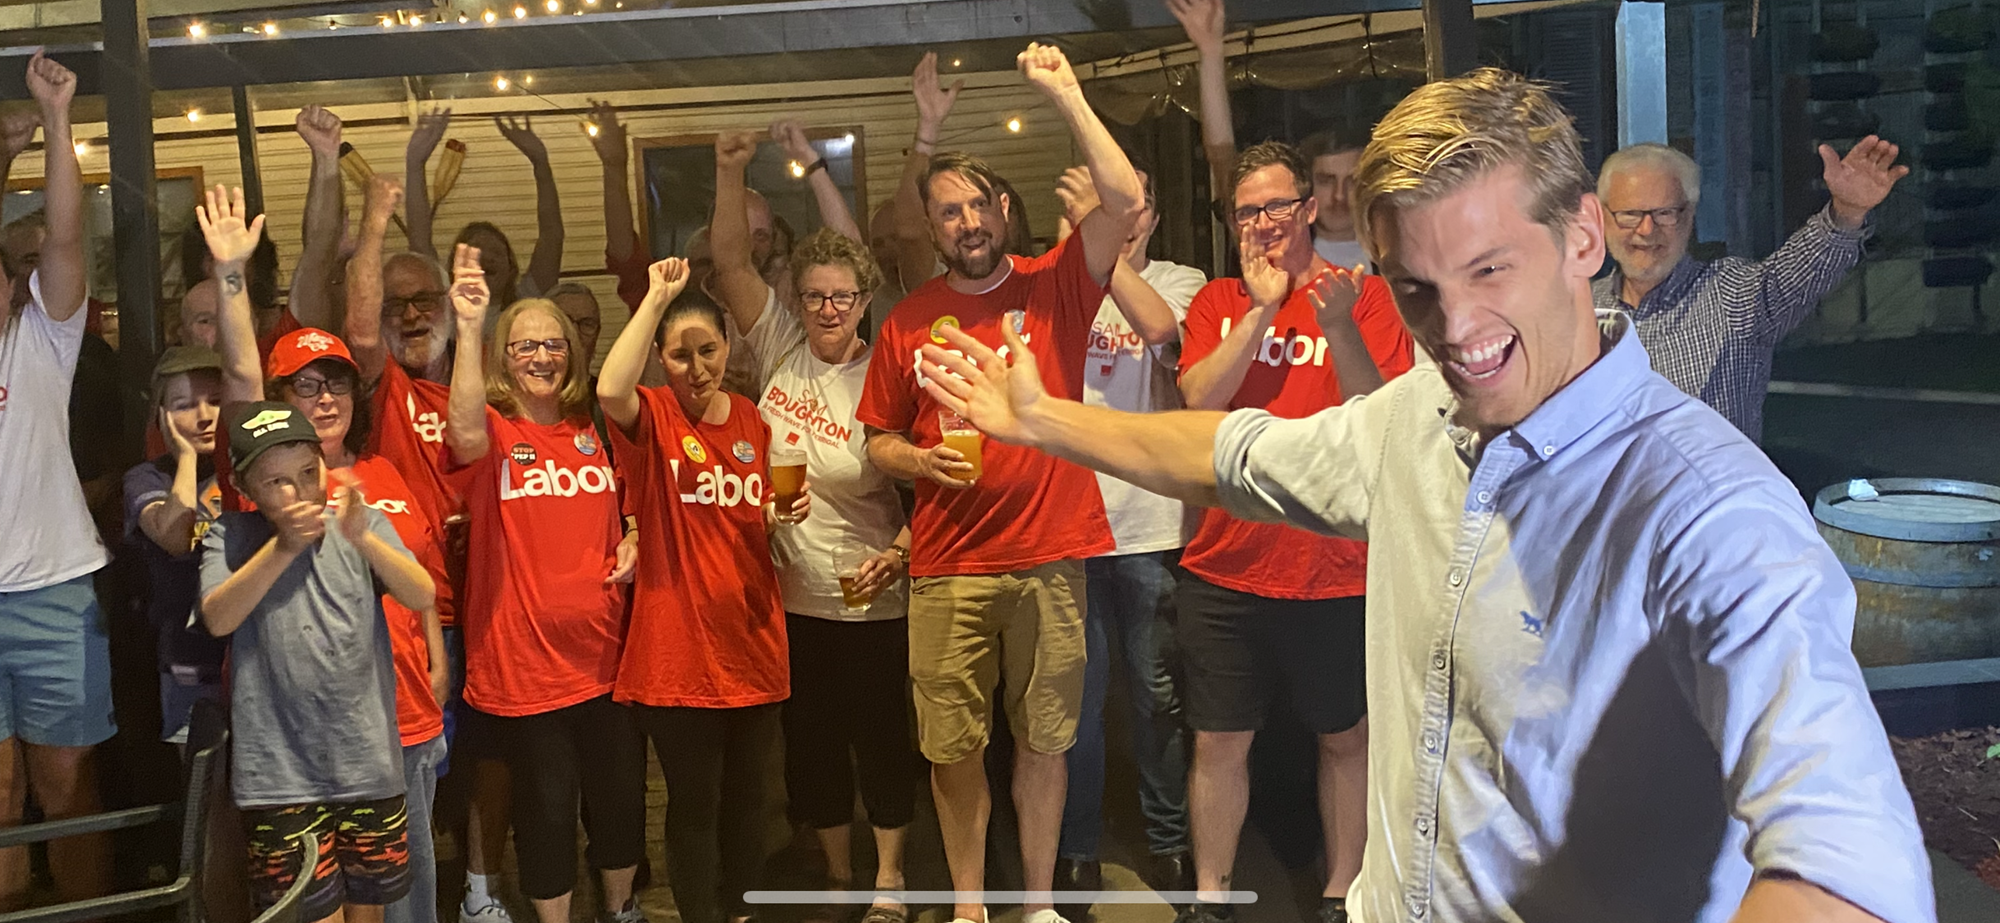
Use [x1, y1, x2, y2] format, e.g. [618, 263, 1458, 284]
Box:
[1083, 259, 1207, 555]
[1314, 236, 1371, 273]
[742, 291, 910, 621]
[0, 273, 109, 591]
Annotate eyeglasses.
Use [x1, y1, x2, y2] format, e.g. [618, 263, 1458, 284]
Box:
[1231, 197, 1309, 226]
[505, 338, 570, 359]
[288, 375, 354, 398]
[799, 291, 863, 312]
[387, 292, 446, 314]
[1609, 205, 1689, 230]
[568, 317, 602, 337]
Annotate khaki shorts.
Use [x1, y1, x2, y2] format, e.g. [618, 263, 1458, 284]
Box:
[908, 559, 1086, 764]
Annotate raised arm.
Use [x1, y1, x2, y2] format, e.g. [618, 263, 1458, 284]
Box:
[1056, 168, 1177, 344]
[597, 257, 689, 433]
[920, 323, 1223, 504]
[1019, 43, 1141, 284]
[772, 118, 863, 243]
[893, 52, 961, 289]
[1168, 0, 1236, 206]
[711, 130, 776, 334]
[589, 100, 638, 265]
[343, 174, 403, 386]
[404, 106, 449, 260]
[1742, 137, 1904, 341]
[444, 244, 492, 465]
[0, 108, 38, 221]
[195, 185, 270, 406]
[1307, 268, 1386, 399]
[25, 51, 82, 320]
[289, 105, 346, 331]
[496, 116, 564, 296]
[1179, 238, 1285, 409]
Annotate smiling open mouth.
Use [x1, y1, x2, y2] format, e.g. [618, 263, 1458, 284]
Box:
[1447, 334, 1516, 381]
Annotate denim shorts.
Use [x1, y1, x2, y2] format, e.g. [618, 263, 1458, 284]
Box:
[0, 573, 116, 747]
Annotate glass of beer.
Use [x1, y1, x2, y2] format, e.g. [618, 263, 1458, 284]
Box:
[770, 442, 808, 523]
[937, 409, 983, 482]
[834, 543, 876, 610]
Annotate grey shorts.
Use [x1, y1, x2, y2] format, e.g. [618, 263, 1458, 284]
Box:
[0, 572, 117, 747]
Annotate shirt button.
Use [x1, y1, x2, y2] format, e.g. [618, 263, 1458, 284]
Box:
[1410, 898, 1427, 918]
[1431, 651, 1447, 671]
[1476, 490, 1492, 504]
[1416, 816, 1431, 835]
[1541, 444, 1556, 456]
[1422, 732, 1439, 753]
[1448, 568, 1463, 587]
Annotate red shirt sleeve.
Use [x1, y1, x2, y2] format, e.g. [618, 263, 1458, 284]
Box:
[856, 318, 915, 434]
[609, 245, 652, 312]
[1352, 276, 1415, 380]
[1048, 236, 1110, 328]
[1177, 279, 1233, 380]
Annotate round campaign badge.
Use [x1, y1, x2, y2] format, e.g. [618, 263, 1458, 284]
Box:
[574, 431, 600, 456]
[509, 442, 538, 466]
[929, 315, 960, 345]
[731, 440, 756, 464]
[681, 435, 707, 464]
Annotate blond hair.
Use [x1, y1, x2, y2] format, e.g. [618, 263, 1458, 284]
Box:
[1353, 68, 1592, 257]
[486, 298, 594, 422]
[790, 226, 885, 297]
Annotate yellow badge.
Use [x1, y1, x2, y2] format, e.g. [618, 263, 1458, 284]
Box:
[929, 315, 960, 345]
[681, 435, 707, 464]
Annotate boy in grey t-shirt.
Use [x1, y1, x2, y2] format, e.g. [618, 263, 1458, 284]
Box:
[200, 401, 436, 923]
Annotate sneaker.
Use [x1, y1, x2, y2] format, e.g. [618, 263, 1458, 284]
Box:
[599, 900, 650, 923]
[1172, 902, 1235, 923]
[461, 900, 517, 923]
[1317, 898, 1348, 923]
[1022, 910, 1069, 923]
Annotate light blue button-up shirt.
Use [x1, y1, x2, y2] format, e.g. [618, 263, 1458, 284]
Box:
[1213, 312, 1932, 923]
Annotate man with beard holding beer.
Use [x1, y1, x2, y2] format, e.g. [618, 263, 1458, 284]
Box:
[857, 42, 1161, 923]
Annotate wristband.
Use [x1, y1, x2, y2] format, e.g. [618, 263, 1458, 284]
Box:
[803, 158, 829, 178]
[891, 545, 911, 565]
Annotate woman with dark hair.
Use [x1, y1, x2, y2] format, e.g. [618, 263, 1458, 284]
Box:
[597, 240, 801, 923]
[199, 184, 452, 923]
[443, 243, 646, 923]
[709, 129, 917, 923]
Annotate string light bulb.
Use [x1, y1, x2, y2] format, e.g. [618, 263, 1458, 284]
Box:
[952, 58, 962, 67]
[188, 21, 206, 37]
[513, 5, 527, 17]
[494, 75, 510, 90]
[261, 21, 278, 34]
[1006, 117, 1022, 133]
[584, 122, 600, 137]
[186, 109, 202, 123]
[789, 161, 806, 179]
[842, 132, 855, 144]
[483, 8, 497, 22]
[545, 0, 560, 12]
[522, 74, 534, 85]
[458, 12, 469, 22]
[380, 15, 394, 27]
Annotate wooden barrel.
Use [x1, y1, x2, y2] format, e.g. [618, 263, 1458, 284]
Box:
[1813, 478, 2000, 667]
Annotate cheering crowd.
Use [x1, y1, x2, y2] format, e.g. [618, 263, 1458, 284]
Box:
[0, 0, 1946, 921]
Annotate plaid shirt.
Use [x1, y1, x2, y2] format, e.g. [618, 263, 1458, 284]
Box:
[1592, 205, 1867, 444]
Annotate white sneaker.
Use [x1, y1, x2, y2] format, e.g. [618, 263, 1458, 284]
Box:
[461, 899, 517, 923]
[1023, 910, 1070, 923]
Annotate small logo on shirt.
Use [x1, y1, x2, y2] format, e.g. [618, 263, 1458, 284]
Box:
[509, 442, 538, 466]
[681, 435, 707, 464]
[784, 430, 802, 447]
[574, 432, 600, 456]
[1519, 611, 1544, 638]
[731, 440, 756, 464]
[929, 315, 960, 344]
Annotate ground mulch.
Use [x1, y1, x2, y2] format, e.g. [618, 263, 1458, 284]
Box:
[1892, 726, 2000, 890]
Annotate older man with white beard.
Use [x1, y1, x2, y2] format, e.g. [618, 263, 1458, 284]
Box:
[1591, 138, 1906, 443]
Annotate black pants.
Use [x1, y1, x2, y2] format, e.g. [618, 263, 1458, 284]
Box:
[634, 702, 782, 923]
[782, 614, 920, 831]
[478, 694, 647, 900]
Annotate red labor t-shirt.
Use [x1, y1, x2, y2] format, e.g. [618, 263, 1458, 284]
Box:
[608, 388, 788, 708]
[856, 237, 1115, 577]
[366, 361, 462, 625]
[349, 454, 444, 746]
[452, 409, 627, 717]
[1177, 272, 1413, 600]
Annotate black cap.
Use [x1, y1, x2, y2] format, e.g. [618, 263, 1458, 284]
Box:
[227, 401, 320, 476]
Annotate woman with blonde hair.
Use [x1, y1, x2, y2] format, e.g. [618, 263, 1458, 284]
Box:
[444, 244, 648, 923]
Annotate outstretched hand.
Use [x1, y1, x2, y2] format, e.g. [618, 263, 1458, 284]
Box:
[1167, 0, 1227, 56]
[913, 52, 964, 132]
[409, 106, 451, 161]
[1055, 166, 1102, 229]
[1239, 235, 1289, 310]
[1305, 265, 1364, 331]
[495, 115, 548, 163]
[586, 99, 626, 163]
[329, 470, 370, 545]
[917, 323, 1045, 447]
[449, 243, 489, 324]
[195, 184, 269, 267]
[1819, 135, 1908, 228]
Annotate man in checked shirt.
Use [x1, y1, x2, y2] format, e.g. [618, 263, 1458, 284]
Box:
[1593, 137, 1907, 443]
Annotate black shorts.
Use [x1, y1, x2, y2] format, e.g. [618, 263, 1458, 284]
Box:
[1176, 574, 1365, 734]
[242, 795, 411, 921]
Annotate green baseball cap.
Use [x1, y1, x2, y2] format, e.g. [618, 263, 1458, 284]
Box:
[227, 401, 320, 477]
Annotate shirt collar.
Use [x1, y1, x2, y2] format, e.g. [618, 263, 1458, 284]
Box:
[1506, 310, 1651, 462]
[1610, 255, 1702, 316]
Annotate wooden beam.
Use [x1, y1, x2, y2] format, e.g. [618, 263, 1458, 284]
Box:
[1423, 0, 1478, 79]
